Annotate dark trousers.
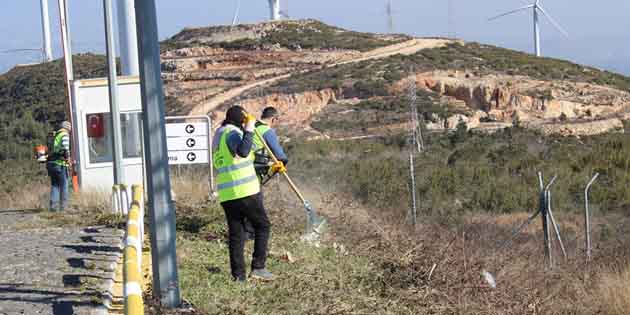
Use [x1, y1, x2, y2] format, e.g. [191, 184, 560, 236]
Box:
[242, 190, 263, 239]
[47, 162, 69, 211]
[221, 193, 270, 281]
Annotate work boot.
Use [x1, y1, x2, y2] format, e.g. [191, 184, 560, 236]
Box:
[250, 269, 274, 281]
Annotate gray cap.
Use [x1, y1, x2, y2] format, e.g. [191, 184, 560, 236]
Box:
[60, 121, 72, 132]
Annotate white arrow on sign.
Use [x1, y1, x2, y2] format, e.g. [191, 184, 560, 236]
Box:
[165, 122, 208, 137]
[168, 150, 209, 165]
[166, 136, 208, 151]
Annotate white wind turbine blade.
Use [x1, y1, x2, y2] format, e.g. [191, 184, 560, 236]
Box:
[488, 4, 534, 21]
[232, 0, 241, 25]
[536, 5, 569, 37]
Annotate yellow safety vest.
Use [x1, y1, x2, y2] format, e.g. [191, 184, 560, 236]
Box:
[213, 125, 260, 203]
[51, 130, 70, 167]
[253, 123, 271, 152]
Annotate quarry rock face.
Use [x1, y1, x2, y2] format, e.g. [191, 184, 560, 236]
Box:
[409, 71, 630, 134]
[212, 89, 337, 126]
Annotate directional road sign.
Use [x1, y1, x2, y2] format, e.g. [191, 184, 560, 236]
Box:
[165, 119, 210, 165]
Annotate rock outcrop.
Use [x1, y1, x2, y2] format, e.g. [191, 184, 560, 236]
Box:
[402, 71, 630, 135]
[211, 89, 338, 126]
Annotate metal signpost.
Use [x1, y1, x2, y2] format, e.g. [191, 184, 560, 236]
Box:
[103, 0, 125, 185]
[165, 116, 214, 195]
[57, 0, 79, 191]
[134, 0, 180, 307]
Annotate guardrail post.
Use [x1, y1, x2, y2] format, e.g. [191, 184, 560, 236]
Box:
[133, 184, 145, 242]
[124, 183, 144, 315]
[120, 183, 130, 215]
[112, 185, 121, 214]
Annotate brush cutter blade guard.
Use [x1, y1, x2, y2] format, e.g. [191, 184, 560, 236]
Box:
[301, 202, 327, 242]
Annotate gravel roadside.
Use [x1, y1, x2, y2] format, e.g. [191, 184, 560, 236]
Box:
[0, 209, 123, 315]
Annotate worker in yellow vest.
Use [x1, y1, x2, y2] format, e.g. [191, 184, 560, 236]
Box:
[47, 121, 72, 211]
[241, 106, 288, 240]
[212, 106, 282, 282]
[253, 106, 289, 180]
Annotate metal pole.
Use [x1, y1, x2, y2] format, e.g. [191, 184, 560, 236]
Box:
[140, 117, 147, 195]
[409, 151, 417, 226]
[585, 173, 599, 261]
[547, 190, 567, 260]
[134, 0, 181, 307]
[538, 172, 551, 268]
[57, 0, 79, 192]
[40, 0, 53, 62]
[543, 175, 557, 268]
[103, 0, 125, 186]
[207, 116, 214, 197]
[117, 0, 140, 76]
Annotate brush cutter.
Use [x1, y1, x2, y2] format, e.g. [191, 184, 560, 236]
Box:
[252, 126, 327, 241]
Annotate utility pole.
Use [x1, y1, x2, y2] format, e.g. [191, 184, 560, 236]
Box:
[103, 0, 125, 185]
[134, 0, 181, 307]
[57, 0, 79, 191]
[117, 0, 139, 75]
[40, 0, 53, 62]
[116, 0, 142, 165]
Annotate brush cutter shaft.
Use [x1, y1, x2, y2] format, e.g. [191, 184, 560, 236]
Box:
[253, 128, 307, 204]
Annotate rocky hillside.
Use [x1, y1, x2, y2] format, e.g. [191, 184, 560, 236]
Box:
[156, 20, 630, 138]
[2, 19, 630, 158]
[228, 42, 630, 138]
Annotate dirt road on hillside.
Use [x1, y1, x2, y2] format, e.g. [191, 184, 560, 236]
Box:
[188, 38, 454, 117]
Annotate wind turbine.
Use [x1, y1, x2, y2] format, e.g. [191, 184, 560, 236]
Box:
[447, 0, 455, 38]
[279, 0, 290, 19]
[386, 0, 394, 33]
[489, 0, 568, 57]
[232, 0, 241, 25]
[39, 0, 53, 62]
[268, 0, 281, 21]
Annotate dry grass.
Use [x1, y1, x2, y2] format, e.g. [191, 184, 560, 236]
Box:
[0, 178, 111, 212]
[161, 169, 630, 315]
[69, 189, 111, 212]
[0, 183, 48, 210]
[595, 266, 630, 315]
[170, 165, 213, 207]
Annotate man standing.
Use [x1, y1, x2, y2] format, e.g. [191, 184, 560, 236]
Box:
[241, 106, 288, 240]
[253, 106, 288, 180]
[213, 106, 280, 282]
[47, 121, 71, 211]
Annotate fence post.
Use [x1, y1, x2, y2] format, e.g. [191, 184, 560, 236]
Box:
[409, 152, 417, 226]
[584, 173, 599, 262]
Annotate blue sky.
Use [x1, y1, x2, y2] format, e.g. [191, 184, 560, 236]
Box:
[1, 0, 629, 75]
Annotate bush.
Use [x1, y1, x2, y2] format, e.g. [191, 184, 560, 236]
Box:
[287, 127, 630, 217]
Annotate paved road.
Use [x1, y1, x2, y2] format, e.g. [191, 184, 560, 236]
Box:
[0, 210, 123, 315]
